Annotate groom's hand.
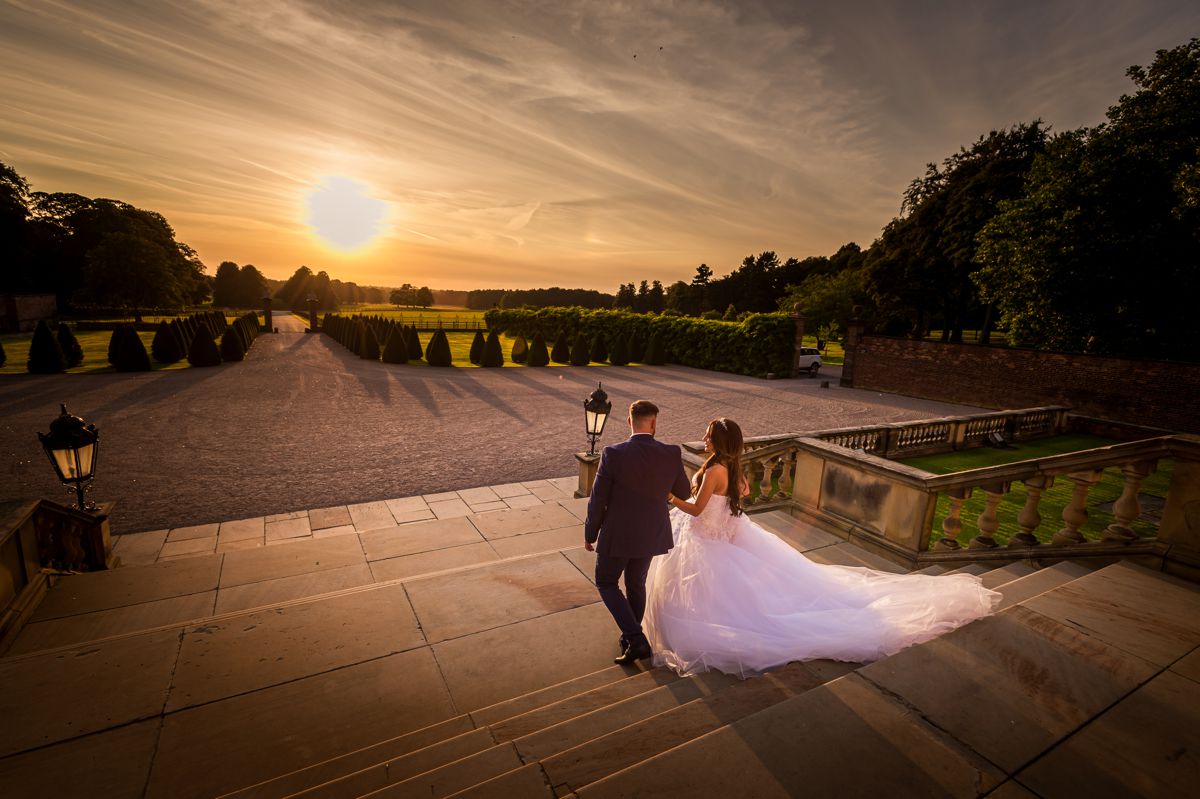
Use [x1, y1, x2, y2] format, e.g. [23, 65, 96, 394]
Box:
[584, 541, 594, 552]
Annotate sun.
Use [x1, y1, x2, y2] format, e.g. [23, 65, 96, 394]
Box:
[304, 176, 389, 251]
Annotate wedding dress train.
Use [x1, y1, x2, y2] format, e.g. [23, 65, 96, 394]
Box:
[643, 499, 1000, 677]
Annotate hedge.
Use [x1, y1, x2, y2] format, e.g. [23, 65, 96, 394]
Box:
[151, 321, 183, 363]
[187, 325, 222, 367]
[382, 326, 409, 363]
[469, 330, 485, 365]
[527, 332, 550, 366]
[28, 320, 67, 373]
[56, 324, 84, 367]
[426, 329, 452, 366]
[550, 330, 571, 364]
[220, 327, 246, 362]
[483, 307, 794, 377]
[481, 330, 504, 367]
[570, 333, 590, 366]
[589, 331, 608, 363]
[511, 335, 528, 364]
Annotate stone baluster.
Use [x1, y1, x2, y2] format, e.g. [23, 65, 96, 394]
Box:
[1052, 470, 1105, 546]
[1010, 475, 1051, 547]
[970, 482, 1008, 548]
[936, 487, 972, 550]
[776, 453, 795, 500]
[1102, 461, 1156, 542]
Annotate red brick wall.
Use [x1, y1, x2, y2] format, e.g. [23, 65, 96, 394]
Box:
[846, 336, 1200, 434]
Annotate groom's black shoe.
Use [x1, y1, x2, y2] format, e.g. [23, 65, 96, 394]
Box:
[614, 640, 652, 666]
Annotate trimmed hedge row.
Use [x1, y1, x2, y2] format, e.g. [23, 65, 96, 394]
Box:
[322, 314, 430, 364]
[482, 308, 794, 377]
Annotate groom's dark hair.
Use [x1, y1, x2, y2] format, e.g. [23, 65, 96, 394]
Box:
[629, 400, 658, 421]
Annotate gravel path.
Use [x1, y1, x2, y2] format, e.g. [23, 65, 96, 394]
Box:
[0, 314, 983, 534]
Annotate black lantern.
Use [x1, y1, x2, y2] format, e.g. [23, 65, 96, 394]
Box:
[583, 382, 611, 456]
[38, 404, 100, 511]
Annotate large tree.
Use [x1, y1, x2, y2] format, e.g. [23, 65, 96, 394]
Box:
[976, 39, 1200, 358]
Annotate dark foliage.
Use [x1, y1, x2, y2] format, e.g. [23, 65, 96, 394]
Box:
[550, 330, 571, 363]
[589, 331, 608, 363]
[481, 330, 504, 367]
[112, 325, 151, 372]
[151, 320, 183, 363]
[643, 330, 666, 365]
[527, 332, 550, 366]
[27, 319, 67, 373]
[56, 323, 84, 367]
[510, 335, 528, 364]
[469, 330, 485, 364]
[359, 322, 381, 360]
[0, 340, 6, 367]
[406, 324, 423, 360]
[608, 332, 630, 366]
[426, 328, 452, 366]
[186, 325, 221, 367]
[570, 333, 590, 365]
[382, 326, 409, 363]
[220, 327, 246, 362]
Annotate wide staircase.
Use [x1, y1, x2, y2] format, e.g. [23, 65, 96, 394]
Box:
[1, 506, 1197, 798]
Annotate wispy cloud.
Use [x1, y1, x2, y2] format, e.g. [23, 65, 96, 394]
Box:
[0, 0, 1195, 289]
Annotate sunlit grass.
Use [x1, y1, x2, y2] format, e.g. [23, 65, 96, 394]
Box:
[0, 329, 197, 375]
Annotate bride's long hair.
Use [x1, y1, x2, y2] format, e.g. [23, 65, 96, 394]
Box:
[693, 418, 745, 517]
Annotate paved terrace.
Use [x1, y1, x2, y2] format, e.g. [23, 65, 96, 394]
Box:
[0, 312, 984, 534]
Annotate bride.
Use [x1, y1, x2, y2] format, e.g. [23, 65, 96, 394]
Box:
[645, 418, 1000, 677]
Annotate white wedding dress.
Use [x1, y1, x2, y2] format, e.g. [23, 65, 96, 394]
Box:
[643, 497, 1000, 677]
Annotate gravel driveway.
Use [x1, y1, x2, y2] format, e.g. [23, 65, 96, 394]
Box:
[0, 314, 982, 534]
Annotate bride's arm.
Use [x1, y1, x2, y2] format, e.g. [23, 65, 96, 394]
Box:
[668, 466, 723, 517]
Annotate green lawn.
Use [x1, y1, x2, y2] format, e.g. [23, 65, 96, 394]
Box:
[0, 329, 189, 375]
[899, 435, 1173, 546]
[339, 306, 488, 328]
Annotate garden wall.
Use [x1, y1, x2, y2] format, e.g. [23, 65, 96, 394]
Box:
[842, 334, 1200, 434]
[0, 294, 57, 333]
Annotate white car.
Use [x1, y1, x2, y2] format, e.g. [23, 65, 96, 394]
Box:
[796, 347, 822, 376]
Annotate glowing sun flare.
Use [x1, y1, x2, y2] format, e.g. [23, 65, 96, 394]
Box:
[305, 176, 389, 251]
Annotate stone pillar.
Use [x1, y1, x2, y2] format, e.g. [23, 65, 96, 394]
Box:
[1052, 470, 1104, 546]
[1102, 461, 1155, 542]
[574, 452, 601, 498]
[789, 303, 806, 378]
[1159, 443, 1200, 581]
[307, 297, 319, 333]
[1011, 475, 1050, 547]
[262, 295, 273, 333]
[840, 318, 864, 387]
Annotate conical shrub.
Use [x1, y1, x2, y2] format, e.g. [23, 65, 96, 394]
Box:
[527, 332, 550, 367]
[56, 324, 84, 367]
[643, 330, 665, 365]
[570, 333, 590, 365]
[481, 330, 504, 367]
[151, 321, 183, 363]
[609, 333, 630, 366]
[28, 319, 67, 374]
[220, 327, 246, 362]
[187, 327, 222, 367]
[0, 339, 6, 368]
[382, 326, 409, 364]
[469, 330, 485, 365]
[406, 325, 423, 360]
[589, 332, 608, 363]
[169, 319, 190, 353]
[510, 335, 528, 364]
[628, 332, 645, 363]
[426, 328, 452, 366]
[113, 326, 151, 372]
[550, 330, 571, 364]
[359, 323, 381, 360]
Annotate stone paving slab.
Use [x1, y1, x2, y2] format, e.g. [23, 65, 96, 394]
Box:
[264, 515, 311, 541]
[391, 507, 437, 524]
[33, 554, 222, 621]
[1022, 561, 1200, 668]
[562, 546, 597, 583]
[9, 591, 215, 656]
[111, 529, 168, 566]
[218, 534, 365, 588]
[430, 497, 473, 518]
[313, 523, 358, 538]
[470, 503, 579, 540]
[469, 500, 509, 513]
[984, 782, 1041, 798]
[265, 510, 306, 523]
[347, 500, 396, 531]
[577, 672, 1004, 798]
[1171, 645, 1200, 683]
[0, 628, 180, 758]
[556, 496, 590, 521]
[1016, 669, 1200, 798]
[168, 582, 425, 712]
[308, 505, 352, 530]
[753, 511, 843, 551]
[386, 496, 430, 516]
[459, 486, 501, 505]
[526, 481, 573, 501]
[213, 562, 375, 615]
[433, 602, 616, 712]
[859, 604, 1160, 773]
[369, 542, 501, 582]
[146, 648, 456, 799]
[504, 493, 546, 509]
[165, 522, 220, 542]
[488, 526, 583, 559]
[359, 516, 484, 561]
[493, 482, 533, 498]
[405, 552, 597, 643]
[159, 536, 217, 559]
[218, 517, 265, 542]
[217, 537, 264, 553]
[0, 718, 161, 799]
[425, 490, 460, 502]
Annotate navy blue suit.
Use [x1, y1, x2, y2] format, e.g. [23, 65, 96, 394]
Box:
[584, 433, 692, 648]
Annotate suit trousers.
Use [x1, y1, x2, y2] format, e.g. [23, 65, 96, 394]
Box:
[594, 553, 654, 645]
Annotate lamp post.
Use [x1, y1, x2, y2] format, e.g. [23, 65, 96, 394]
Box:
[584, 382, 612, 456]
[38, 404, 99, 512]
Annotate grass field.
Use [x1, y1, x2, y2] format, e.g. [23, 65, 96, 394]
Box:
[338, 306, 488, 328]
[899, 435, 1173, 546]
[0, 329, 189, 375]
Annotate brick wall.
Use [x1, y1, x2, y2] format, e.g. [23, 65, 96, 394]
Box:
[844, 335, 1200, 434]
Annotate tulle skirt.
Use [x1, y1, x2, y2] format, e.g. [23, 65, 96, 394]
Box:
[643, 509, 1000, 677]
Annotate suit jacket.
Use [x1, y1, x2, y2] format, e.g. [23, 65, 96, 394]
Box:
[584, 433, 693, 559]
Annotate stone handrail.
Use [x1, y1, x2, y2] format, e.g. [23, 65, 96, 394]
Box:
[680, 437, 799, 511]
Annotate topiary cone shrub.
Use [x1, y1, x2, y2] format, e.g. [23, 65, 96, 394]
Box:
[426, 328, 452, 366]
[360, 323, 381, 360]
[511, 335, 528, 364]
[28, 319, 67, 374]
[628, 332, 645, 363]
[187, 326, 222, 367]
[220, 327, 246, 362]
[481, 330, 504, 367]
[113, 325, 151, 372]
[469, 330, 485, 365]
[527, 332, 550, 366]
[169, 319, 190, 354]
[151, 320, 182, 363]
[590, 332, 608, 363]
[382, 326, 409, 364]
[550, 330, 571, 364]
[0, 339, 6, 367]
[56, 323, 84, 367]
[609, 333, 630, 366]
[407, 325, 423, 360]
[570, 333, 590, 365]
[643, 330, 665, 365]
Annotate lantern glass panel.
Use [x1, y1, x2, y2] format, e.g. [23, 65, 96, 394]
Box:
[586, 409, 606, 436]
[75, 441, 96, 478]
[49, 447, 78, 480]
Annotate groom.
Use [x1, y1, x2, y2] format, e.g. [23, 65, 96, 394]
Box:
[584, 400, 692, 665]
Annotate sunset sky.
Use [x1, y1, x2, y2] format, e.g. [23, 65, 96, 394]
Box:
[1, 1, 1196, 292]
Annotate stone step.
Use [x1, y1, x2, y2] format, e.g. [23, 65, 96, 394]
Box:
[912, 564, 950, 575]
[979, 561, 1037, 589]
[945, 562, 992, 576]
[993, 560, 1092, 610]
